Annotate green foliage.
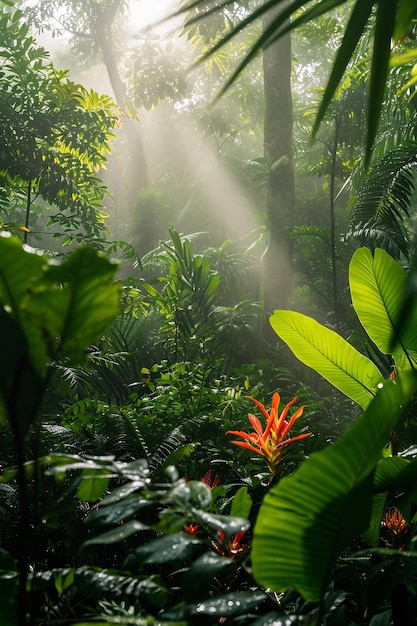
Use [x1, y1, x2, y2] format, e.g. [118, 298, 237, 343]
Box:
[130, 41, 187, 110]
[271, 247, 417, 411]
[270, 309, 384, 409]
[0, 233, 120, 436]
[137, 227, 263, 365]
[252, 246, 417, 617]
[348, 143, 417, 259]
[0, 7, 117, 246]
[178, 0, 417, 163]
[349, 247, 417, 370]
[252, 371, 417, 601]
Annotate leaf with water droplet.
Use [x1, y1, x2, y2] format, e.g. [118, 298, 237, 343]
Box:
[82, 519, 148, 547]
[130, 532, 200, 567]
[191, 509, 250, 542]
[163, 590, 267, 620]
[85, 497, 151, 526]
[181, 552, 234, 602]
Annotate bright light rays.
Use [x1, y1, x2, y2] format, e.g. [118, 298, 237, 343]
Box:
[141, 109, 259, 242]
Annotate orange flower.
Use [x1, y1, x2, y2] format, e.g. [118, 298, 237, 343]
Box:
[215, 529, 250, 559]
[383, 508, 408, 536]
[227, 393, 311, 473]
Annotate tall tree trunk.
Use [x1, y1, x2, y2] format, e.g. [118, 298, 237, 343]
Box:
[96, 2, 149, 212]
[261, 0, 294, 328]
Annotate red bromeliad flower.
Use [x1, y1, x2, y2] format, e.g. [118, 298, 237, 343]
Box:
[183, 471, 221, 536]
[383, 507, 408, 536]
[227, 393, 311, 473]
[215, 529, 250, 559]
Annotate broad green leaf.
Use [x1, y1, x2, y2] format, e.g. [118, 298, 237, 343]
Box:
[0, 234, 49, 375]
[99, 481, 148, 506]
[164, 590, 267, 621]
[83, 520, 148, 547]
[29, 246, 121, 363]
[181, 552, 233, 602]
[132, 533, 200, 566]
[362, 491, 387, 547]
[0, 309, 44, 436]
[373, 455, 417, 495]
[349, 247, 417, 369]
[270, 310, 384, 408]
[77, 468, 111, 502]
[230, 486, 252, 519]
[85, 498, 151, 526]
[0, 234, 44, 311]
[390, 250, 417, 366]
[191, 510, 250, 543]
[252, 371, 417, 601]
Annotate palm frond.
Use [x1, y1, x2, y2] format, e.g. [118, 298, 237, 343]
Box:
[172, 0, 415, 161]
[348, 144, 417, 259]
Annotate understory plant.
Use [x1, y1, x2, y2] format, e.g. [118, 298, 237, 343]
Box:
[4, 220, 417, 625]
[251, 246, 417, 624]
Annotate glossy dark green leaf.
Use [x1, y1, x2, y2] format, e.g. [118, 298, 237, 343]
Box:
[163, 590, 267, 620]
[191, 509, 250, 543]
[99, 481, 148, 506]
[181, 552, 234, 602]
[83, 520, 149, 547]
[230, 486, 252, 519]
[165, 479, 212, 511]
[373, 455, 417, 494]
[132, 532, 201, 566]
[85, 497, 151, 526]
[362, 491, 387, 547]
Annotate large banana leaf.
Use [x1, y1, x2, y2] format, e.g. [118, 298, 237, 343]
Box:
[349, 247, 417, 370]
[269, 310, 384, 408]
[252, 371, 417, 602]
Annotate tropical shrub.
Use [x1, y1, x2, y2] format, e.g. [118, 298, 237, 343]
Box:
[252, 247, 417, 624]
[0, 232, 120, 625]
[0, 7, 118, 248]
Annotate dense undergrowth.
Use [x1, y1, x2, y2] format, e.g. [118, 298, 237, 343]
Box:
[1, 228, 417, 626]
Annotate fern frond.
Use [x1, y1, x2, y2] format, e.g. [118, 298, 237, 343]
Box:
[149, 416, 209, 473]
